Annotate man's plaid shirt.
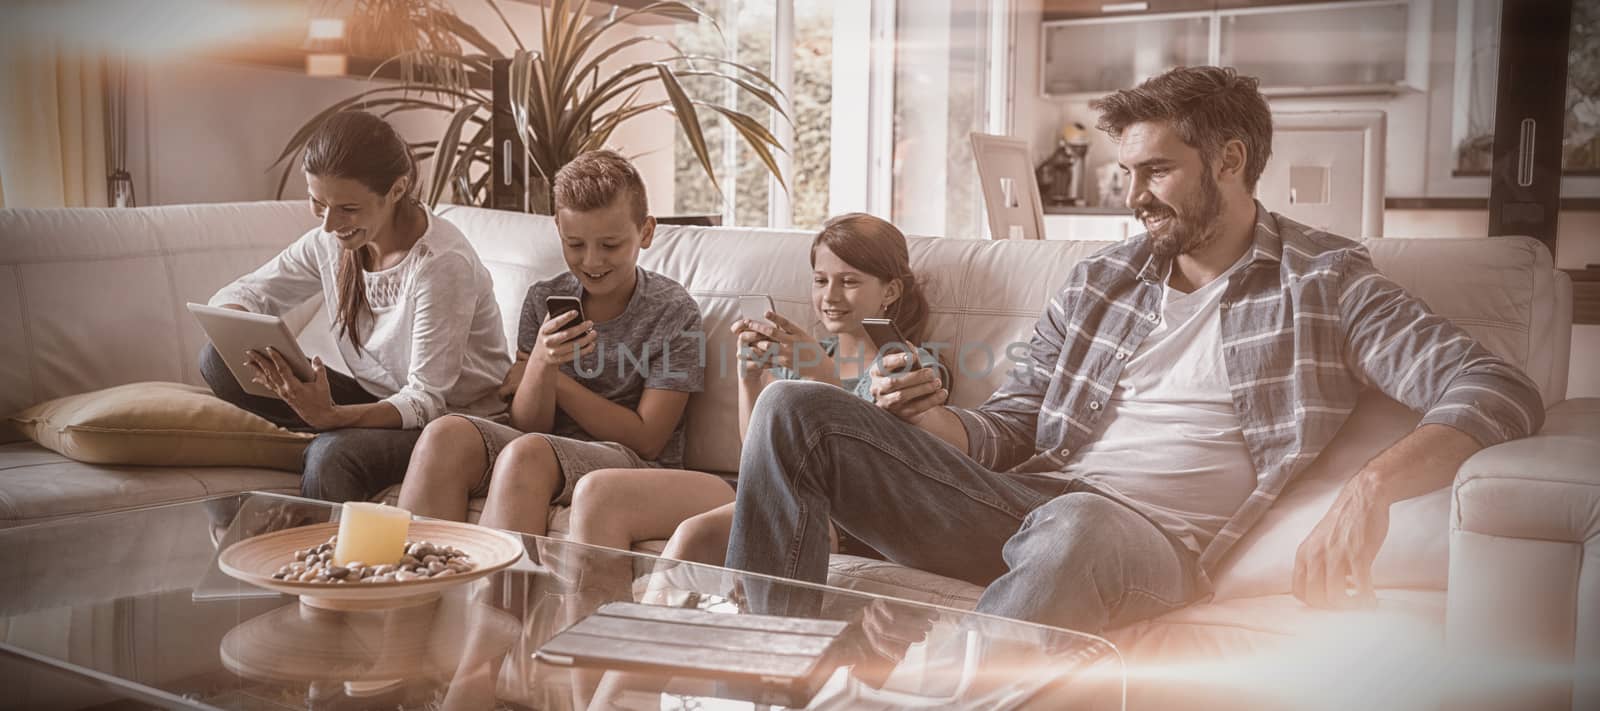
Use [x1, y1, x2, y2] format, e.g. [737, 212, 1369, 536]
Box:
[949, 204, 1544, 577]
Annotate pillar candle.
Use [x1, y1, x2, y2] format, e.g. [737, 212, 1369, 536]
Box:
[333, 502, 411, 566]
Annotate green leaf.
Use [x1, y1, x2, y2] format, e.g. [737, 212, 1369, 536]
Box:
[673, 69, 792, 123]
[550, 0, 592, 85]
[557, 61, 662, 139]
[694, 101, 784, 154]
[668, 54, 784, 92]
[698, 103, 788, 193]
[562, 33, 691, 113]
[654, 64, 718, 195]
[585, 99, 669, 152]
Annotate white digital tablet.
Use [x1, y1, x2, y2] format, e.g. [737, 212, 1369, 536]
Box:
[187, 303, 315, 399]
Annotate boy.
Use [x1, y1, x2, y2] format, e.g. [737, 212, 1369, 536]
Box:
[397, 150, 706, 536]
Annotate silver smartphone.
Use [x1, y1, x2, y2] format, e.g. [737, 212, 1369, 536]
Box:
[739, 294, 777, 325]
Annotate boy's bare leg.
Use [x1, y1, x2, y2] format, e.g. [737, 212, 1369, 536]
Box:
[477, 435, 562, 536]
[397, 416, 489, 522]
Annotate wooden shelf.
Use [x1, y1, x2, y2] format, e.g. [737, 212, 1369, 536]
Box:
[206, 43, 492, 90]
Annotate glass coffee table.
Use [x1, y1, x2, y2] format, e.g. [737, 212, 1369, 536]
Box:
[0, 492, 1123, 710]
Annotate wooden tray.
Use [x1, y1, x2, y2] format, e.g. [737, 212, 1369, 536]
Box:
[218, 520, 524, 610]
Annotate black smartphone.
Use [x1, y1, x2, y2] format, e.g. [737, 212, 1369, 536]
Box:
[544, 295, 585, 325]
[860, 318, 926, 374]
[544, 295, 586, 344]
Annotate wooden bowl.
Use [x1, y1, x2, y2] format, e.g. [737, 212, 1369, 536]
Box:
[219, 520, 524, 610]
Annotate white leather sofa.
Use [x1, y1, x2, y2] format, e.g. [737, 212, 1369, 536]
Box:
[1, 201, 1593, 709]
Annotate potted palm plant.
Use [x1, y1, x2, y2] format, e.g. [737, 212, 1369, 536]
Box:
[273, 0, 788, 213]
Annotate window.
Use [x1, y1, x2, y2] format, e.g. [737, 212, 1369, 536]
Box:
[891, 0, 1003, 239]
[671, 0, 773, 226]
[671, 0, 1009, 234]
[791, 1, 835, 228]
[671, 0, 833, 228]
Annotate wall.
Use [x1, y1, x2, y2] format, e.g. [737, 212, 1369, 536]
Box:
[125, 1, 677, 209]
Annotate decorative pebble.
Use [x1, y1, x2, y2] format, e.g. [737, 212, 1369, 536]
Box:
[276, 537, 474, 584]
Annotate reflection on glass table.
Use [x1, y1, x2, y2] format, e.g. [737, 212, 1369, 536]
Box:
[0, 492, 1124, 710]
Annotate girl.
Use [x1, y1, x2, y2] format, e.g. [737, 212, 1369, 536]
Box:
[202, 110, 507, 503]
[568, 212, 944, 562]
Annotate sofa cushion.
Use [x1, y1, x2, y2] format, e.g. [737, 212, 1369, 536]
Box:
[1207, 390, 1452, 600]
[9, 382, 314, 472]
[0, 202, 323, 420]
[0, 442, 300, 528]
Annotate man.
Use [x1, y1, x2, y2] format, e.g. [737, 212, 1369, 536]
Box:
[725, 66, 1544, 633]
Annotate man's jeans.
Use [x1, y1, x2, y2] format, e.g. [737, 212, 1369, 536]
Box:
[199, 344, 422, 503]
[726, 381, 1203, 634]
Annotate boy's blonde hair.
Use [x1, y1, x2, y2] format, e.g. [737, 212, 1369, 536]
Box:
[553, 150, 649, 225]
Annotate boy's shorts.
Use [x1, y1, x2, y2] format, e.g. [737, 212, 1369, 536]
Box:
[452, 415, 653, 505]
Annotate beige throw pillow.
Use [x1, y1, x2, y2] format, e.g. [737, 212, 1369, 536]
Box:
[9, 382, 314, 472]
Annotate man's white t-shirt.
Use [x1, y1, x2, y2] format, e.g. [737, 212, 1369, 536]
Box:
[1059, 253, 1258, 554]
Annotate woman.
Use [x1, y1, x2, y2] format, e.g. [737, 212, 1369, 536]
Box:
[201, 110, 508, 503]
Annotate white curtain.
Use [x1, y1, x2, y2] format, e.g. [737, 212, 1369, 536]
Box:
[0, 40, 108, 208]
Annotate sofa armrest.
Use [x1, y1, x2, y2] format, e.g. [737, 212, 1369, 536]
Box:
[1446, 397, 1600, 711]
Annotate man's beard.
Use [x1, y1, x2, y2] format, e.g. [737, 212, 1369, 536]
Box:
[1139, 171, 1224, 259]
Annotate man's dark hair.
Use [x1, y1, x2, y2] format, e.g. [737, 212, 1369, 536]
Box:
[1090, 66, 1273, 191]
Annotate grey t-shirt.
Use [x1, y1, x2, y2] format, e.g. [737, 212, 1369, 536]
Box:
[517, 268, 705, 468]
